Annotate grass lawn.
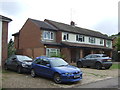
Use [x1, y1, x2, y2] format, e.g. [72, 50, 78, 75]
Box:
[110, 63, 120, 69]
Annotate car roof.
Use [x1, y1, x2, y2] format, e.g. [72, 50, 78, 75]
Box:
[35, 56, 62, 61]
[89, 54, 106, 56]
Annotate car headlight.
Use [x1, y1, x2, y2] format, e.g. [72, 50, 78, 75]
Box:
[22, 63, 28, 67]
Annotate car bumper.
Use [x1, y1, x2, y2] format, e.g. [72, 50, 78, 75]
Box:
[102, 62, 112, 67]
[60, 72, 82, 82]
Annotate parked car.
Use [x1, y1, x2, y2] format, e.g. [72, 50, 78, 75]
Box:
[4, 55, 33, 73]
[76, 54, 112, 70]
[31, 56, 82, 84]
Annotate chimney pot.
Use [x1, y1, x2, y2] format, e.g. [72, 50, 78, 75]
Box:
[70, 21, 75, 26]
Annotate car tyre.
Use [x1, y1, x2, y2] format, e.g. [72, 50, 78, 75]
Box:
[31, 69, 36, 77]
[54, 73, 62, 84]
[17, 66, 22, 73]
[105, 66, 110, 69]
[95, 62, 102, 70]
[77, 62, 83, 68]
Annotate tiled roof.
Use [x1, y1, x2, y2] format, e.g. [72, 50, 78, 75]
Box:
[29, 18, 58, 31]
[45, 19, 111, 40]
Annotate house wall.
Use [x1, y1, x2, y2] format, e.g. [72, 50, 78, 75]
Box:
[56, 31, 62, 43]
[62, 32, 112, 48]
[14, 35, 19, 49]
[16, 19, 45, 58]
[2, 21, 8, 66]
[19, 19, 44, 49]
[0, 20, 2, 66]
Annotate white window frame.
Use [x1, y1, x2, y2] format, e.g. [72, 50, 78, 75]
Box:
[100, 39, 103, 44]
[63, 33, 69, 40]
[89, 37, 95, 43]
[46, 48, 60, 57]
[43, 31, 54, 40]
[106, 40, 112, 48]
[76, 34, 84, 42]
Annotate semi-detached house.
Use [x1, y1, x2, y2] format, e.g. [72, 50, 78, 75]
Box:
[12, 18, 113, 63]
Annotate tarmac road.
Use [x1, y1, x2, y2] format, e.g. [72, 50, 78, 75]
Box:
[74, 77, 119, 88]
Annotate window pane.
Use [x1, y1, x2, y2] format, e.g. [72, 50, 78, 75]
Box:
[51, 32, 53, 39]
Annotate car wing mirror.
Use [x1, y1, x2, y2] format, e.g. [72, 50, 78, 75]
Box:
[46, 64, 51, 67]
[12, 58, 17, 61]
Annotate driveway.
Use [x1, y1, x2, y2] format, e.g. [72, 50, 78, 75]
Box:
[2, 68, 119, 88]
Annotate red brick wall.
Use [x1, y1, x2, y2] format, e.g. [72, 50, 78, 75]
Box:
[19, 19, 44, 49]
[61, 48, 71, 63]
[56, 31, 62, 43]
[2, 21, 8, 66]
[14, 35, 19, 49]
[15, 19, 45, 58]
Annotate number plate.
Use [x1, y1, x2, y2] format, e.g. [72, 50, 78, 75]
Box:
[74, 75, 80, 78]
[107, 60, 111, 61]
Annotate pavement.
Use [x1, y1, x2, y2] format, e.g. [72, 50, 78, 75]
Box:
[74, 77, 119, 88]
[1, 67, 119, 88]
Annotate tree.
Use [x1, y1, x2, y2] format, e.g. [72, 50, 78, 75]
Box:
[118, 32, 120, 35]
[8, 39, 16, 57]
[116, 36, 120, 51]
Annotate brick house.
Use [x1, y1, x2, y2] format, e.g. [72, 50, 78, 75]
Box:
[0, 15, 12, 66]
[12, 18, 113, 63]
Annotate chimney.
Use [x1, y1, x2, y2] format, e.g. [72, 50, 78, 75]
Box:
[70, 21, 75, 26]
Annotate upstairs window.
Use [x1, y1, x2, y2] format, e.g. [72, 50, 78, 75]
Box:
[43, 31, 54, 40]
[63, 33, 69, 40]
[89, 37, 95, 43]
[106, 40, 112, 48]
[100, 39, 103, 44]
[76, 34, 84, 42]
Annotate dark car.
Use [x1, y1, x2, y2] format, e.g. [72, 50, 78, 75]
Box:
[76, 54, 112, 70]
[31, 56, 82, 84]
[4, 55, 33, 73]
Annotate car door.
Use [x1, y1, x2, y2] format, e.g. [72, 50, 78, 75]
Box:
[34, 59, 53, 77]
[33, 59, 43, 75]
[82, 55, 91, 66]
[6, 57, 13, 69]
[10, 57, 19, 71]
[87, 55, 96, 66]
[40, 60, 53, 77]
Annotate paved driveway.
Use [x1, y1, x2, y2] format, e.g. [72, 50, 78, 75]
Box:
[2, 68, 119, 88]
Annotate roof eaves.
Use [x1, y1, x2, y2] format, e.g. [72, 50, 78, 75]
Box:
[12, 32, 19, 36]
[0, 15, 12, 22]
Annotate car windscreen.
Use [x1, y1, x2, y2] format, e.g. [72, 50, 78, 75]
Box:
[102, 54, 108, 57]
[17, 56, 32, 61]
[50, 58, 68, 67]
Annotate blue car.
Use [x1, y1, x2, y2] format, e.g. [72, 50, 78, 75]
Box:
[31, 56, 82, 83]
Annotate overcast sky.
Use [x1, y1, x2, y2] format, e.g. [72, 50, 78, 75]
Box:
[0, 0, 119, 41]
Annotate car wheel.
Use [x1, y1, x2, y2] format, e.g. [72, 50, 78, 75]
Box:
[17, 66, 22, 73]
[95, 62, 102, 70]
[4, 64, 8, 70]
[54, 73, 62, 84]
[31, 69, 36, 77]
[105, 66, 110, 69]
[77, 62, 83, 68]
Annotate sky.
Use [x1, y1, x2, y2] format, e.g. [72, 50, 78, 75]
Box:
[0, 0, 119, 41]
